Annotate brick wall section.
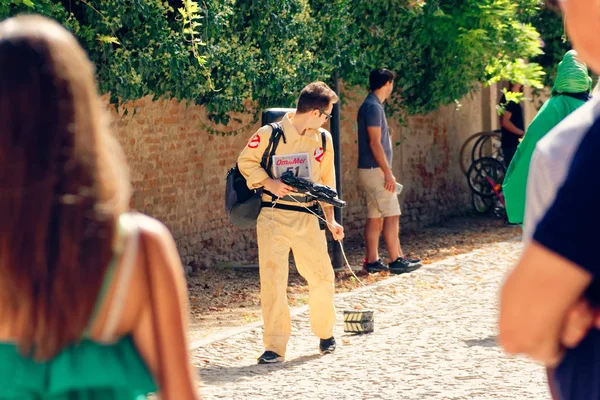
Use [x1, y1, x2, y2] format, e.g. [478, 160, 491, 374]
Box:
[107, 84, 487, 268]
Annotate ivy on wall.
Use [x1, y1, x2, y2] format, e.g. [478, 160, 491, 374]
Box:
[2, 0, 564, 129]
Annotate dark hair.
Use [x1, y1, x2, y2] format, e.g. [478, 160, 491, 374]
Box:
[0, 15, 131, 360]
[369, 69, 396, 91]
[296, 81, 339, 114]
[544, 0, 561, 12]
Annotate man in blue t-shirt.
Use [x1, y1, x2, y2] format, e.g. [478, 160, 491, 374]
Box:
[356, 69, 421, 275]
[499, 1, 600, 399]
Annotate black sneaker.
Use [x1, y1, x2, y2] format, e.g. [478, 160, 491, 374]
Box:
[389, 257, 422, 275]
[319, 337, 336, 355]
[257, 351, 284, 364]
[404, 255, 421, 264]
[363, 259, 389, 273]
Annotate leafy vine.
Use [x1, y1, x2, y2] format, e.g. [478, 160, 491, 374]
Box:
[1, 0, 567, 134]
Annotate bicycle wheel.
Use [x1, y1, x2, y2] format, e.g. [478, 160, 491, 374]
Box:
[459, 131, 496, 175]
[471, 192, 494, 214]
[467, 157, 506, 198]
[471, 134, 487, 165]
[471, 130, 502, 164]
[476, 133, 502, 162]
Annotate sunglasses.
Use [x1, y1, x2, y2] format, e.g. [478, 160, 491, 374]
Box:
[317, 109, 332, 121]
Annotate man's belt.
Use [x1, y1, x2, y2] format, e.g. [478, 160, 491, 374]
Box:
[260, 201, 317, 213]
[263, 190, 314, 203]
[260, 201, 326, 230]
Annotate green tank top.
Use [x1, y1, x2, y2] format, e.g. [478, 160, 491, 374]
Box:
[0, 214, 158, 399]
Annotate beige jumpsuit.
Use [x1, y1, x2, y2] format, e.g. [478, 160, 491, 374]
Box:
[237, 113, 337, 357]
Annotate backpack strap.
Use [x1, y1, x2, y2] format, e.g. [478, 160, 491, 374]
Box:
[320, 130, 327, 153]
[259, 133, 274, 173]
[260, 122, 285, 179]
[258, 123, 285, 201]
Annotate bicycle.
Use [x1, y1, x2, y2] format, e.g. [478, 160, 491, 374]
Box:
[466, 157, 507, 220]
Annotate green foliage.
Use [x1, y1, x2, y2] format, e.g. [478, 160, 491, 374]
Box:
[200, 0, 328, 124]
[3, 0, 213, 110]
[2, 0, 554, 126]
[178, 0, 208, 68]
[496, 87, 524, 115]
[524, 4, 572, 88]
[339, 0, 545, 115]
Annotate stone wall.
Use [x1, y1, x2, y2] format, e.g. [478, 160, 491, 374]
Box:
[107, 83, 507, 268]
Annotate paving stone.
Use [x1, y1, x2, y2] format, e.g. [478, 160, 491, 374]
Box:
[193, 239, 549, 399]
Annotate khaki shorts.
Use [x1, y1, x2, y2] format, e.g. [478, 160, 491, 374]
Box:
[357, 168, 401, 218]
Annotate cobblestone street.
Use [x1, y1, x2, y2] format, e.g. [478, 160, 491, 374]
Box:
[192, 239, 549, 399]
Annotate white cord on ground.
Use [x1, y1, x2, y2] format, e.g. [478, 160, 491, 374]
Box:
[286, 196, 368, 288]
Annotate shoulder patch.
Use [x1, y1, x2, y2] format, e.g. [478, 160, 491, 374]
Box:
[247, 125, 272, 149]
[248, 134, 260, 148]
[314, 146, 325, 162]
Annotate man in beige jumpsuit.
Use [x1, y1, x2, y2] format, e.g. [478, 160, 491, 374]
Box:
[238, 82, 344, 364]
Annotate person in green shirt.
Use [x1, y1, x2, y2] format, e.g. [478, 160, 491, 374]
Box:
[0, 15, 200, 399]
[503, 50, 592, 225]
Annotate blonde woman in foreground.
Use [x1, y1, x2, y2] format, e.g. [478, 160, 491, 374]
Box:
[0, 15, 200, 399]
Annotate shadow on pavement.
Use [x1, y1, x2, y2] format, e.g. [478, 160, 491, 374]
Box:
[463, 335, 498, 348]
[197, 353, 322, 383]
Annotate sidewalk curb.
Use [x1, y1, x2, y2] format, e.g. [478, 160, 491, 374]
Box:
[188, 237, 520, 351]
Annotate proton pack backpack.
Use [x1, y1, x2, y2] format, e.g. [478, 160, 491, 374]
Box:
[225, 123, 328, 229]
[225, 123, 285, 229]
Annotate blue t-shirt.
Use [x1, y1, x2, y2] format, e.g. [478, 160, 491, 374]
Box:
[357, 93, 393, 169]
[533, 117, 600, 400]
